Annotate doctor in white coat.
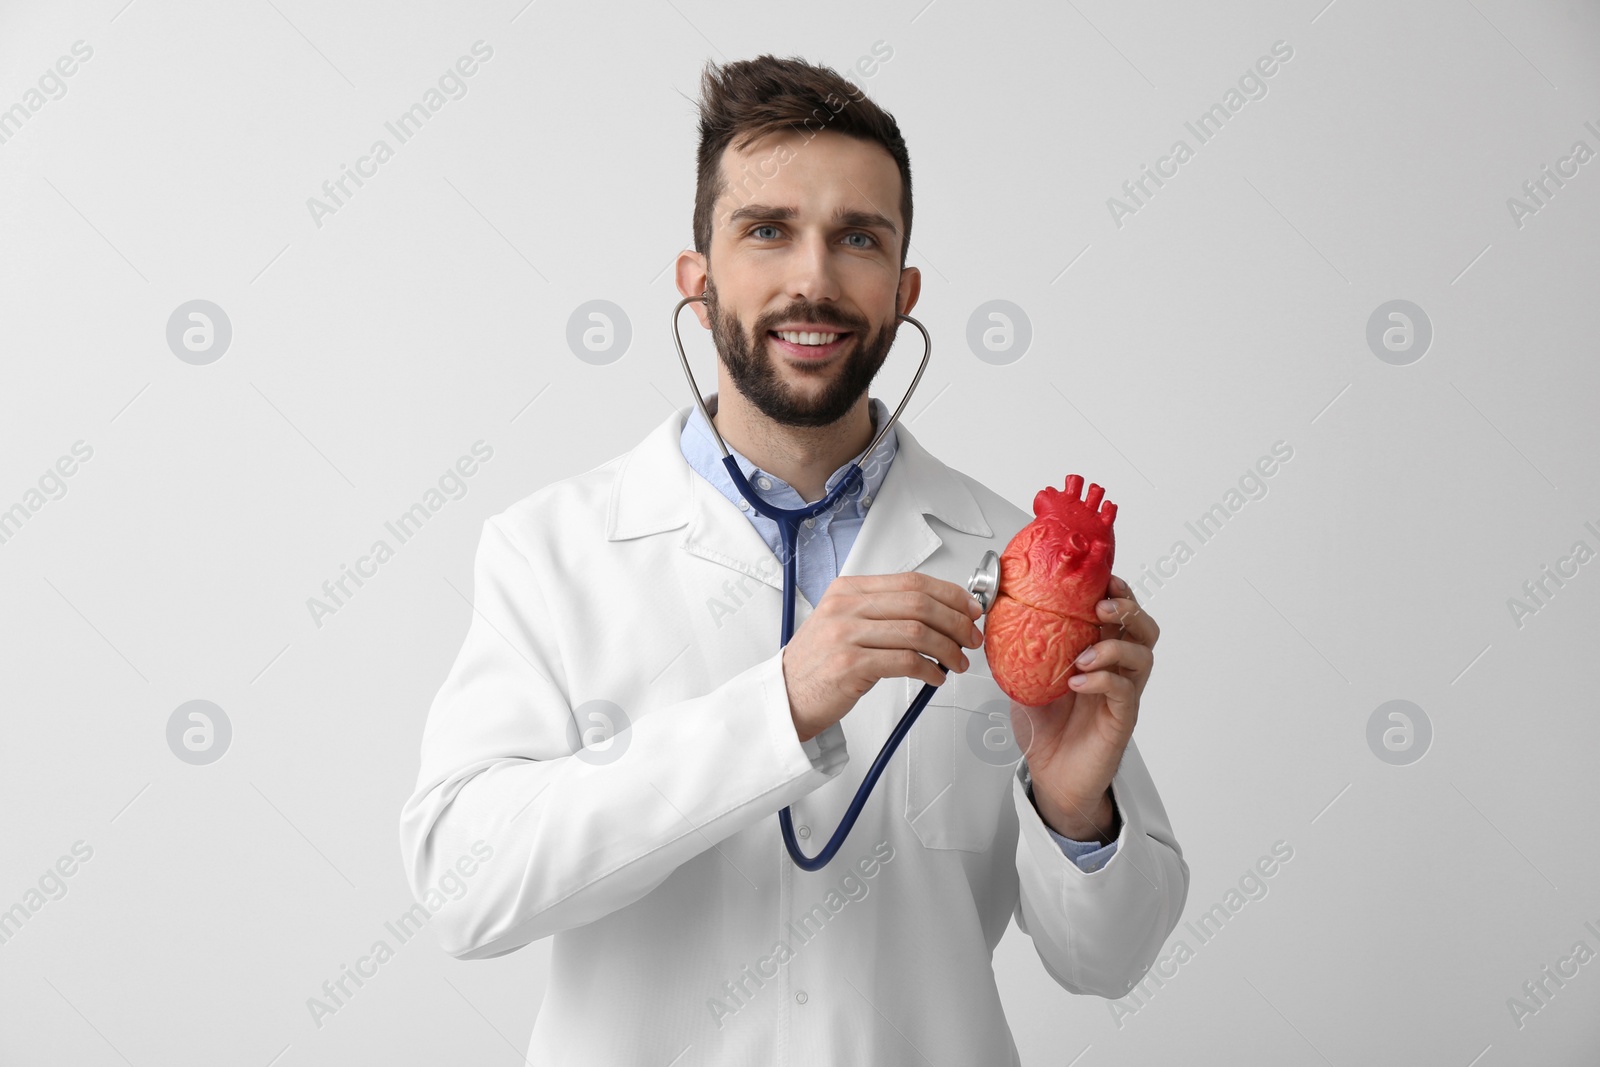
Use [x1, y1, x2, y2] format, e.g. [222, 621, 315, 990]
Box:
[399, 54, 1188, 1065]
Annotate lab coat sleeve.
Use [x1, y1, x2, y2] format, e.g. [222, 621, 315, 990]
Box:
[1011, 737, 1189, 998]
[397, 516, 849, 961]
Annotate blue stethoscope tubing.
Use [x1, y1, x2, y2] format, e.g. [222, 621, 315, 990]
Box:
[671, 295, 952, 870]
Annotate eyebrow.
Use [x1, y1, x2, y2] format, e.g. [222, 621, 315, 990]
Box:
[726, 203, 899, 238]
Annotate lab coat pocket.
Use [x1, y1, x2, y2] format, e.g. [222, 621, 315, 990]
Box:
[903, 670, 1020, 852]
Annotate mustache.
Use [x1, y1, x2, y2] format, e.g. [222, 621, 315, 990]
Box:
[754, 307, 867, 334]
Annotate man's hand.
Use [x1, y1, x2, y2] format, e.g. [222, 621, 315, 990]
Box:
[783, 572, 986, 743]
[1012, 573, 1158, 842]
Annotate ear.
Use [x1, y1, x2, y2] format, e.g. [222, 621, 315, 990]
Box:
[675, 250, 712, 329]
[896, 266, 922, 319]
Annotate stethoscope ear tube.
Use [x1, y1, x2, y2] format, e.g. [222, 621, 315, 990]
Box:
[676, 293, 986, 870]
[671, 295, 932, 464]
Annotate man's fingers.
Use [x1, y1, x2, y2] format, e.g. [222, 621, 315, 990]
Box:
[1098, 576, 1158, 647]
[1098, 598, 1157, 646]
[855, 618, 971, 673]
[1066, 666, 1140, 725]
[845, 571, 980, 616]
[1073, 638, 1153, 678]
[916, 570, 983, 619]
[914, 574, 986, 648]
[864, 646, 950, 688]
[840, 574, 983, 641]
[896, 586, 985, 652]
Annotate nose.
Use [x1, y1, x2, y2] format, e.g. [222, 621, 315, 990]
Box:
[784, 230, 843, 308]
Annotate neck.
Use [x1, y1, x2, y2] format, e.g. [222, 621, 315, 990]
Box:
[709, 380, 876, 503]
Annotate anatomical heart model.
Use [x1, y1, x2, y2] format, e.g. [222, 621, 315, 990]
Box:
[984, 475, 1117, 707]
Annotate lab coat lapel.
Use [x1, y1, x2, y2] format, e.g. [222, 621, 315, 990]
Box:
[607, 405, 992, 594]
[834, 416, 990, 583]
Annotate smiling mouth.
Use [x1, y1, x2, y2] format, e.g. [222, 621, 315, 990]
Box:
[768, 329, 853, 360]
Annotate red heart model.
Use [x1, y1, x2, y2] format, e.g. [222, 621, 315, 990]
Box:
[983, 475, 1117, 707]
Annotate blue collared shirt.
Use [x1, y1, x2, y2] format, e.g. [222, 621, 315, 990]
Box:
[680, 392, 1119, 872]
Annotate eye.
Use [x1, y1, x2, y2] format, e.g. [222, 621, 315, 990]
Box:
[844, 232, 877, 249]
[750, 224, 781, 240]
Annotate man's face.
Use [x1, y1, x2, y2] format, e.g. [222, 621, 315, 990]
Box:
[688, 129, 919, 429]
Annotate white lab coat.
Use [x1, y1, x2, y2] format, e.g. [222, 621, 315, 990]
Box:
[398, 404, 1189, 1065]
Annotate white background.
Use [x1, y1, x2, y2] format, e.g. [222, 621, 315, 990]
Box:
[2, 0, 1598, 1063]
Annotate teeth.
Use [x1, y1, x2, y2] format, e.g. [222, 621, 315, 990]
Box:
[775, 330, 840, 346]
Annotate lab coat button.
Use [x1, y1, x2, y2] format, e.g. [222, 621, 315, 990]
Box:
[757, 476, 773, 490]
[795, 990, 808, 1004]
[798, 825, 810, 839]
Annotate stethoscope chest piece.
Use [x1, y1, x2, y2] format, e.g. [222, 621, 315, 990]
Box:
[966, 550, 1001, 615]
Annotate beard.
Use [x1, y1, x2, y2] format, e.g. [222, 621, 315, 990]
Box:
[705, 278, 897, 429]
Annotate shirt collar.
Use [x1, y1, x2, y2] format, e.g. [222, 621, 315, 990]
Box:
[604, 397, 995, 567]
[680, 391, 898, 523]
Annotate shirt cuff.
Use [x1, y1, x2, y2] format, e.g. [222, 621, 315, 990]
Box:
[1028, 771, 1121, 874]
[798, 719, 848, 775]
[1047, 827, 1120, 873]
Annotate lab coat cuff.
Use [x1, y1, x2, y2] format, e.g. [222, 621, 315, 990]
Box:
[764, 650, 848, 778]
[1013, 764, 1158, 993]
[800, 721, 849, 775]
[1015, 760, 1137, 882]
[1033, 775, 1120, 873]
[1011, 738, 1189, 997]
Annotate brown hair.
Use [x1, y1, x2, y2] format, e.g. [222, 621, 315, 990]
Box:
[691, 54, 913, 271]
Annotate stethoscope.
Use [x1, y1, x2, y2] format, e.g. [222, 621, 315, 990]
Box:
[672, 295, 1002, 870]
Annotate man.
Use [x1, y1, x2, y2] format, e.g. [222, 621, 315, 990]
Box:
[398, 54, 1187, 1064]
